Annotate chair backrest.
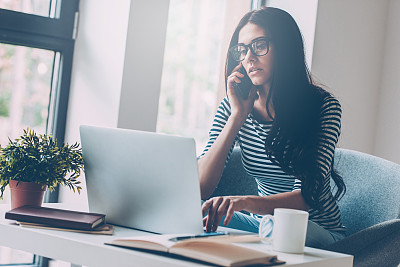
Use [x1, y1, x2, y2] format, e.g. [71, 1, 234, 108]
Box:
[333, 148, 400, 235]
[211, 147, 400, 236]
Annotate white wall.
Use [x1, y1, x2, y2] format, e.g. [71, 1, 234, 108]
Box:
[117, 1, 169, 132]
[61, 0, 131, 205]
[64, 1, 131, 141]
[374, 0, 400, 163]
[312, 0, 390, 157]
[61, 0, 170, 204]
[375, 0, 400, 163]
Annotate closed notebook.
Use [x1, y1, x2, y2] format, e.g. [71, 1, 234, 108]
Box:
[107, 234, 285, 267]
[16, 221, 114, 235]
[5, 205, 105, 230]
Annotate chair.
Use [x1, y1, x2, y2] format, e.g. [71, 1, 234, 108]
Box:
[211, 147, 400, 267]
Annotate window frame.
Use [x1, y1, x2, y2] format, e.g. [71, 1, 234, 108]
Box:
[0, 0, 79, 266]
[0, 0, 78, 146]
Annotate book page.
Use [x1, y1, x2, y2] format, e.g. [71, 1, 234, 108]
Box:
[17, 221, 114, 235]
[170, 241, 277, 267]
[108, 234, 184, 252]
[181, 234, 261, 244]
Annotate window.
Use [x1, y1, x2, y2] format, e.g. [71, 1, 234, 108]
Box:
[0, 1, 79, 265]
[0, 44, 56, 145]
[157, 0, 251, 154]
[0, 0, 53, 17]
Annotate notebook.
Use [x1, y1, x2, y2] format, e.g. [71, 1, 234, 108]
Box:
[5, 205, 105, 230]
[80, 125, 204, 234]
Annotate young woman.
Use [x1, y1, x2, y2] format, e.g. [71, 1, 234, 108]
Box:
[198, 7, 346, 249]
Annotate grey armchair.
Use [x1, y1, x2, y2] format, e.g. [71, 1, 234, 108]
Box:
[211, 148, 400, 267]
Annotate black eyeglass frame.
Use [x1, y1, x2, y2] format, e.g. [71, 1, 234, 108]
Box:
[229, 37, 271, 62]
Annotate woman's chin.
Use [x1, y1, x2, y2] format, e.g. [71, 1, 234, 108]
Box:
[252, 80, 265, 86]
[251, 77, 272, 88]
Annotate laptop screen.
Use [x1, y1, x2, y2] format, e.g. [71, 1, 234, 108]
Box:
[80, 125, 204, 234]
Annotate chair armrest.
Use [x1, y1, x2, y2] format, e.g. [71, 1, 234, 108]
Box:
[324, 219, 400, 267]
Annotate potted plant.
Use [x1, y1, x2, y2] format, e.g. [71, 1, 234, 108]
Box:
[0, 128, 84, 209]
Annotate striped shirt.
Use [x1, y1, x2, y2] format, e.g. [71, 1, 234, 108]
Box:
[200, 95, 345, 232]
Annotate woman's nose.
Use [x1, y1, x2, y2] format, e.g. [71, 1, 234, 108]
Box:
[244, 48, 256, 62]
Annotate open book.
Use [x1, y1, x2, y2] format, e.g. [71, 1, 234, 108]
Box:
[106, 234, 284, 267]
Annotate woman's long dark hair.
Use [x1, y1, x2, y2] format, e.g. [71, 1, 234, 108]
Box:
[225, 7, 345, 209]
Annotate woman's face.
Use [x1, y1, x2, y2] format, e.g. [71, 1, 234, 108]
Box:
[238, 23, 274, 89]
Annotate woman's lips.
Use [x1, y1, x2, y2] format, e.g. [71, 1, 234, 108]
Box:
[249, 68, 262, 75]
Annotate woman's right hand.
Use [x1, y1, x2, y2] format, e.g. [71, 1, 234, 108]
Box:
[227, 64, 257, 124]
[202, 196, 248, 232]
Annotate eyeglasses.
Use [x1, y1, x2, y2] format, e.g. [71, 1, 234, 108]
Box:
[229, 38, 271, 62]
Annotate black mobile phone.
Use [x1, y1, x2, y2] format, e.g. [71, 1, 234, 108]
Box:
[234, 66, 253, 99]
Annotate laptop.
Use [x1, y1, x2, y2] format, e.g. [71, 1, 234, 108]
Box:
[80, 125, 204, 234]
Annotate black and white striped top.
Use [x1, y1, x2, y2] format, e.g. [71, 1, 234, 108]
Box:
[200, 95, 345, 232]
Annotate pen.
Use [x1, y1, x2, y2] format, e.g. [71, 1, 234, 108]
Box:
[169, 231, 229, 242]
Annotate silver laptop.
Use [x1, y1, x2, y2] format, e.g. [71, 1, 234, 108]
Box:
[80, 125, 204, 234]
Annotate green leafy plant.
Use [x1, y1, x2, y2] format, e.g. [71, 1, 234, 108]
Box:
[0, 128, 84, 199]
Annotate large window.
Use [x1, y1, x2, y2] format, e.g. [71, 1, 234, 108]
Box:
[157, 0, 251, 154]
[0, 1, 79, 266]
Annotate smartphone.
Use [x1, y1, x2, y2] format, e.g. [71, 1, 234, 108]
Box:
[233, 66, 253, 99]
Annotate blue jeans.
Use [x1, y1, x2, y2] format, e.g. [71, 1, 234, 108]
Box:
[219, 211, 346, 249]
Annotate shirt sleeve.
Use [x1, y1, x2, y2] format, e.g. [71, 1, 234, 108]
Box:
[198, 97, 237, 166]
[292, 96, 342, 191]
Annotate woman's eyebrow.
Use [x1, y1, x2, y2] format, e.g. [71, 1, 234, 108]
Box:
[238, 36, 268, 45]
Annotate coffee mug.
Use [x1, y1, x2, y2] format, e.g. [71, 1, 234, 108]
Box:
[258, 208, 309, 254]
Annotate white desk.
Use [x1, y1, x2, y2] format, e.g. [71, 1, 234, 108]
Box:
[0, 204, 353, 267]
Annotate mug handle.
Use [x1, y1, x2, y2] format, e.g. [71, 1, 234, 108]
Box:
[259, 214, 274, 243]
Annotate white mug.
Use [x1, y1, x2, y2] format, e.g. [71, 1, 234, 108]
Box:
[259, 208, 309, 254]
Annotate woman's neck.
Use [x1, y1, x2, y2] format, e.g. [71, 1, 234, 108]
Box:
[257, 84, 270, 99]
[252, 84, 274, 122]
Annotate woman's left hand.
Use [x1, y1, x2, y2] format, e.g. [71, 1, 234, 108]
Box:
[202, 196, 247, 232]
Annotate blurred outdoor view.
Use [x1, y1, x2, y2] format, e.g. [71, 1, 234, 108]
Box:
[157, 0, 227, 154]
[0, 0, 53, 17]
[0, 44, 54, 149]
